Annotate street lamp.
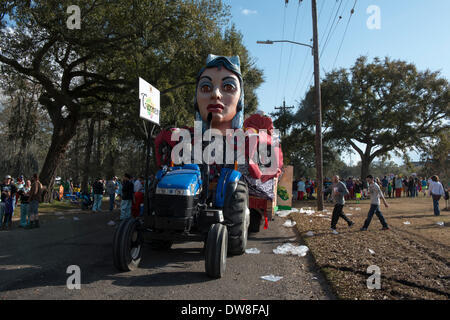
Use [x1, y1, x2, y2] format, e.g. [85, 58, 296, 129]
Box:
[257, 0, 324, 212]
[256, 40, 313, 50]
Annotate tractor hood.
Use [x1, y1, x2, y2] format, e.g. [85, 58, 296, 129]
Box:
[156, 167, 202, 196]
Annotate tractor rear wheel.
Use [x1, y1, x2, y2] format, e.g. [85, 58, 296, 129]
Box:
[223, 180, 249, 255]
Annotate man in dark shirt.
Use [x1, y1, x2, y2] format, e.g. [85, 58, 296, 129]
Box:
[1, 175, 18, 227]
[92, 178, 104, 212]
[120, 173, 134, 220]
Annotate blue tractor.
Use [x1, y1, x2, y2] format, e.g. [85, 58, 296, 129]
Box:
[113, 115, 250, 278]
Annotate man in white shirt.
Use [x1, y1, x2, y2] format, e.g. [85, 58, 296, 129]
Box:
[361, 175, 389, 231]
[429, 175, 445, 216]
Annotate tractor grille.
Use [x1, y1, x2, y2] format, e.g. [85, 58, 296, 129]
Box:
[153, 194, 198, 218]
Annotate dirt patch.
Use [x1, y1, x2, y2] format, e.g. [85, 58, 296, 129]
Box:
[289, 196, 449, 300]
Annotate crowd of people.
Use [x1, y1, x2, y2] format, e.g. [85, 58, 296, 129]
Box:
[0, 173, 155, 230]
[69, 174, 154, 221]
[293, 174, 449, 234]
[0, 174, 43, 230]
[294, 175, 450, 203]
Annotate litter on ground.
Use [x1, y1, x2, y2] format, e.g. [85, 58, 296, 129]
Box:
[436, 222, 444, 226]
[282, 220, 296, 227]
[368, 249, 375, 255]
[273, 243, 309, 257]
[73, 217, 80, 221]
[305, 231, 314, 237]
[107, 220, 116, 226]
[261, 275, 283, 282]
[276, 208, 298, 217]
[403, 221, 411, 225]
[300, 208, 315, 215]
[245, 248, 261, 254]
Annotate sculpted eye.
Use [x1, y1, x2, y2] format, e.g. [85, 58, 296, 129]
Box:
[200, 84, 212, 93]
[223, 82, 237, 92]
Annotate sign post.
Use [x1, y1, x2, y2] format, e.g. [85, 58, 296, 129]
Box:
[139, 77, 160, 224]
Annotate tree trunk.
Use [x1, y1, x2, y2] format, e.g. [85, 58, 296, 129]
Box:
[74, 133, 80, 185]
[81, 119, 95, 192]
[40, 119, 78, 202]
[360, 156, 371, 181]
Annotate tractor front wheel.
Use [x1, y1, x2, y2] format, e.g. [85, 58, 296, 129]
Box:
[113, 218, 143, 271]
[205, 223, 228, 278]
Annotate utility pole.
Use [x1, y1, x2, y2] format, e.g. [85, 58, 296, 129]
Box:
[311, 0, 324, 211]
[274, 99, 294, 137]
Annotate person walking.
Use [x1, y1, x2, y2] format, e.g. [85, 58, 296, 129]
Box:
[106, 177, 117, 212]
[428, 175, 445, 216]
[92, 178, 104, 212]
[324, 175, 354, 235]
[120, 173, 134, 221]
[361, 175, 390, 231]
[28, 173, 43, 229]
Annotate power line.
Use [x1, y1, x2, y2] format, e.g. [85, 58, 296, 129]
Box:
[318, 0, 326, 21]
[283, 0, 304, 99]
[319, 0, 345, 59]
[293, 0, 339, 104]
[275, 2, 288, 107]
[332, 0, 358, 69]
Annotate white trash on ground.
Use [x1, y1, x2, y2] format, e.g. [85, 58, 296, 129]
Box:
[261, 275, 283, 282]
[355, 208, 361, 211]
[300, 208, 315, 215]
[276, 208, 298, 217]
[107, 220, 116, 226]
[305, 231, 314, 237]
[282, 219, 296, 227]
[73, 217, 80, 221]
[368, 249, 375, 255]
[245, 248, 261, 254]
[436, 222, 444, 226]
[403, 221, 411, 225]
[349, 207, 354, 210]
[273, 243, 309, 257]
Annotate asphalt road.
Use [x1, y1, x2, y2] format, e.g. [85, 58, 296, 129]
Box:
[0, 208, 334, 300]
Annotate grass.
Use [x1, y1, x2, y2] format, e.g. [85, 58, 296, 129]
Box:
[289, 195, 449, 300]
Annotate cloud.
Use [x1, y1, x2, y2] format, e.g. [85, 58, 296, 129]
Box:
[241, 9, 257, 16]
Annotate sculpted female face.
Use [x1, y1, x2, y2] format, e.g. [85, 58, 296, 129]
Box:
[196, 67, 241, 131]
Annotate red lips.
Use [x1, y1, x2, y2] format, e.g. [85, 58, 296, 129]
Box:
[207, 104, 224, 113]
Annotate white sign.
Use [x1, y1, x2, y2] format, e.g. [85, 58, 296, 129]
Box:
[139, 77, 160, 125]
